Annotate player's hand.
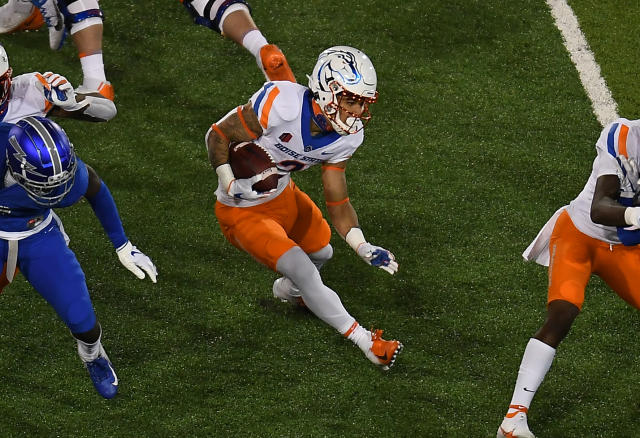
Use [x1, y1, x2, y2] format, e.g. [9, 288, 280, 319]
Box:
[116, 241, 158, 283]
[42, 72, 81, 111]
[356, 243, 398, 275]
[227, 171, 277, 200]
[620, 156, 640, 193]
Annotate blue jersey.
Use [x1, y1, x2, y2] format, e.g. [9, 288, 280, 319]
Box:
[0, 122, 89, 233]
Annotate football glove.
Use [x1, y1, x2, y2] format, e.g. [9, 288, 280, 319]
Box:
[356, 243, 398, 275]
[116, 241, 158, 283]
[42, 72, 84, 111]
[620, 156, 640, 194]
[227, 171, 278, 200]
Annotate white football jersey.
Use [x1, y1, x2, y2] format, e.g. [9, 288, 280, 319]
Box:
[566, 118, 640, 243]
[1, 73, 51, 124]
[215, 81, 364, 207]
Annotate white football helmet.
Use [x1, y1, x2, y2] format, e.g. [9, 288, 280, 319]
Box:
[0, 45, 11, 109]
[308, 46, 378, 135]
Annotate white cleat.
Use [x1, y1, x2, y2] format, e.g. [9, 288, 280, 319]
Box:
[272, 277, 305, 307]
[0, 1, 43, 34]
[497, 405, 536, 438]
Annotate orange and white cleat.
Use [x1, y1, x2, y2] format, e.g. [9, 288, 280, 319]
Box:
[0, 3, 44, 34]
[497, 405, 536, 438]
[259, 44, 296, 83]
[76, 81, 114, 101]
[365, 329, 403, 370]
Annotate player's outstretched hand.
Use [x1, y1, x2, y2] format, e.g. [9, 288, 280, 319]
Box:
[356, 243, 398, 275]
[228, 171, 277, 200]
[116, 241, 158, 283]
[42, 72, 81, 111]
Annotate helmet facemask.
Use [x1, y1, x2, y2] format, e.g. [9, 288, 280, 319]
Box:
[323, 82, 377, 135]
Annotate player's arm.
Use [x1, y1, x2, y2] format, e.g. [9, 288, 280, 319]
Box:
[591, 174, 639, 226]
[38, 72, 116, 122]
[84, 165, 157, 282]
[207, 102, 270, 200]
[322, 161, 398, 274]
[206, 102, 263, 167]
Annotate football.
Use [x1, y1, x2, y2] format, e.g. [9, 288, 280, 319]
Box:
[228, 141, 280, 192]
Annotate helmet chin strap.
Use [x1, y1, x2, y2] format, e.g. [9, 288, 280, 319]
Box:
[311, 99, 334, 132]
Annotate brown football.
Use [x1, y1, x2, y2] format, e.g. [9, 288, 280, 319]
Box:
[228, 141, 280, 192]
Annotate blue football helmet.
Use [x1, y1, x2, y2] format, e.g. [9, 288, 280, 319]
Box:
[6, 116, 77, 206]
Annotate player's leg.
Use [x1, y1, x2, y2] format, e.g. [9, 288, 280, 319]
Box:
[276, 247, 402, 369]
[284, 185, 401, 369]
[56, 0, 113, 103]
[498, 211, 590, 438]
[180, 0, 295, 82]
[0, 0, 43, 33]
[593, 244, 640, 309]
[18, 224, 118, 398]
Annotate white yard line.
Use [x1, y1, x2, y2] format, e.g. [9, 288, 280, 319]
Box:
[546, 0, 619, 127]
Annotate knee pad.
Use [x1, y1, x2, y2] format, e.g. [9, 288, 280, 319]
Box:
[64, 295, 97, 334]
[57, 0, 103, 34]
[182, 0, 251, 33]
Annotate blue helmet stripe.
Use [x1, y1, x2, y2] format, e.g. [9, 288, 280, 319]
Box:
[23, 116, 63, 174]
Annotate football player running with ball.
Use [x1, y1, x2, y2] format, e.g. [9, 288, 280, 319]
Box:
[0, 117, 157, 398]
[497, 119, 640, 437]
[207, 46, 402, 369]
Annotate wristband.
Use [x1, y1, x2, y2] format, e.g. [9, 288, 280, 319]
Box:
[216, 163, 235, 193]
[345, 227, 366, 252]
[624, 207, 640, 227]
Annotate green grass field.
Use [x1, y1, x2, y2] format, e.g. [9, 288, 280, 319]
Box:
[1, 0, 639, 436]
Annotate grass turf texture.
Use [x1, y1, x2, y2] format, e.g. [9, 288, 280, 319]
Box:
[0, 0, 639, 436]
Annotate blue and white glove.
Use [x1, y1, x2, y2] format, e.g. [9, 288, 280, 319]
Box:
[620, 156, 640, 194]
[116, 241, 158, 283]
[356, 243, 399, 275]
[345, 227, 398, 275]
[42, 71, 84, 111]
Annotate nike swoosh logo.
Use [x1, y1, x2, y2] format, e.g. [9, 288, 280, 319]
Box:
[320, 151, 333, 155]
[108, 362, 118, 386]
[523, 387, 535, 392]
[379, 352, 389, 361]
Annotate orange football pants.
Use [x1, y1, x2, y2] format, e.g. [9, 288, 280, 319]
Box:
[548, 210, 640, 310]
[215, 180, 332, 271]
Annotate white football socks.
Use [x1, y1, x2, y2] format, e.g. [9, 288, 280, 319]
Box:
[344, 322, 373, 352]
[77, 337, 102, 362]
[507, 337, 556, 414]
[242, 29, 268, 61]
[80, 52, 106, 89]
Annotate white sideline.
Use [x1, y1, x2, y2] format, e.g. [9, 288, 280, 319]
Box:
[546, 0, 619, 127]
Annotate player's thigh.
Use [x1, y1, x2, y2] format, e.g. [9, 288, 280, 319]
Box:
[19, 225, 96, 333]
[595, 245, 640, 309]
[289, 187, 331, 254]
[547, 212, 594, 310]
[216, 203, 297, 270]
